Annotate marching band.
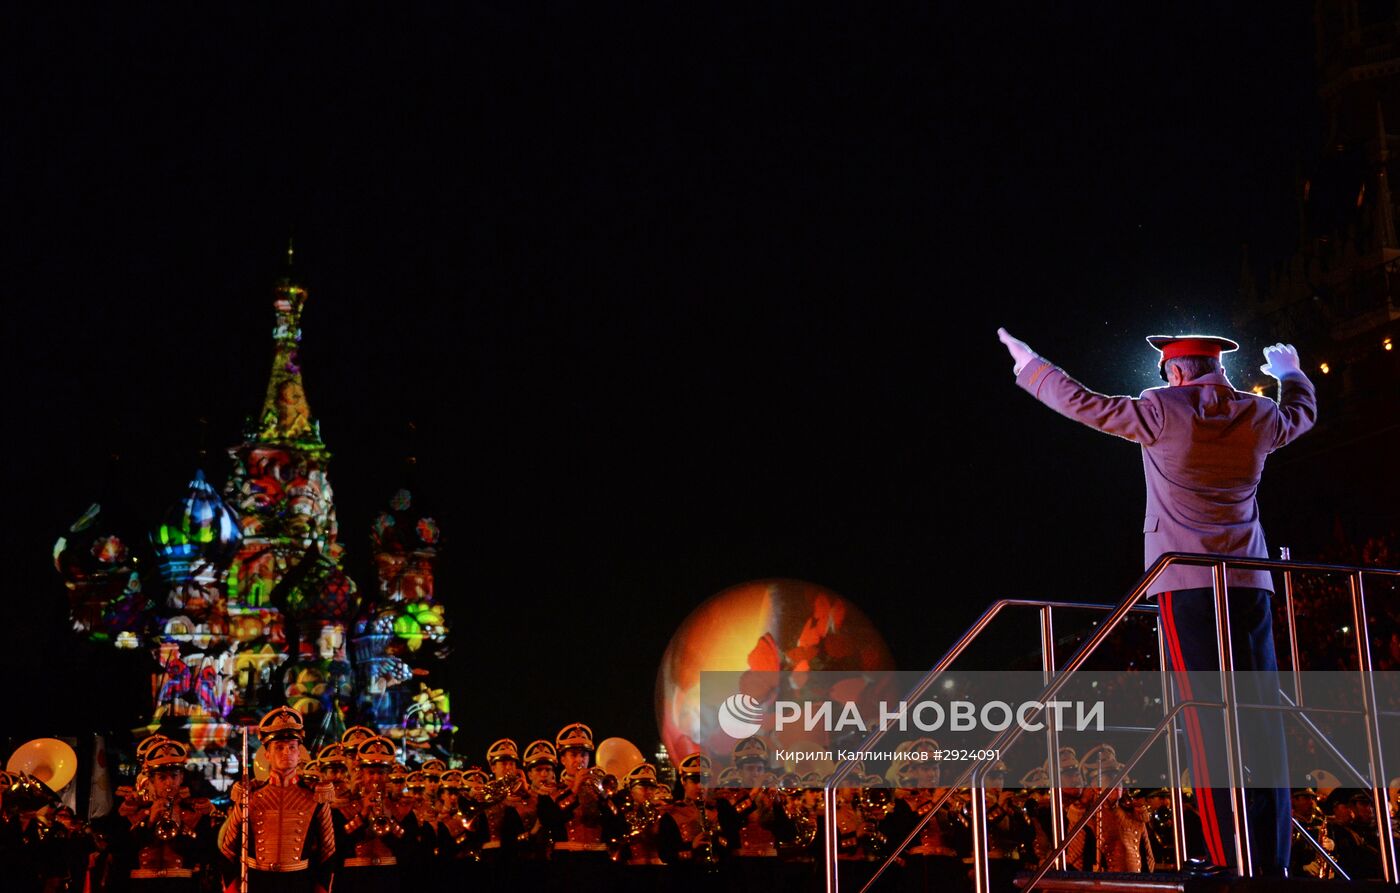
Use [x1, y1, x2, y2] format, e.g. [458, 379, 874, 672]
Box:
[4, 707, 1398, 892]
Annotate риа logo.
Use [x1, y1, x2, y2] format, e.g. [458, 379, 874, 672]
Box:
[717, 693, 764, 738]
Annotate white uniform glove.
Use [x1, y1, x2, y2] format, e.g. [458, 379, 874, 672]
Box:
[997, 327, 1039, 376]
[1259, 343, 1302, 379]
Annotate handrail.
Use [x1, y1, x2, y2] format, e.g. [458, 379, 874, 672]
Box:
[821, 599, 1164, 889]
[821, 552, 1400, 892]
[1290, 816, 1351, 881]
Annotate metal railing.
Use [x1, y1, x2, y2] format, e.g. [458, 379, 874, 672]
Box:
[821, 552, 1400, 892]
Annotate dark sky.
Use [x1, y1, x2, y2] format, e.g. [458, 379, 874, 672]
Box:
[4, 4, 1325, 758]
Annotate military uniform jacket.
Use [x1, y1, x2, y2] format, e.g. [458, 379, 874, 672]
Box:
[1016, 361, 1317, 596]
[218, 775, 335, 882]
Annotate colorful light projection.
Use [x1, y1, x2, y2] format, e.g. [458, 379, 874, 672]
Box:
[58, 262, 455, 781]
[353, 484, 453, 740]
[55, 502, 152, 646]
[655, 579, 894, 769]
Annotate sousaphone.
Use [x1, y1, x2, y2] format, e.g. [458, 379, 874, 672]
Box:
[7, 737, 79, 793]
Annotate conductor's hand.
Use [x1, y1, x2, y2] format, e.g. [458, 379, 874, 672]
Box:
[996, 328, 1037, 375]
[1259, 343, 1301, 380]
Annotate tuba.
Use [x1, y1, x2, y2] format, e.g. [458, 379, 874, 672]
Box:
[7, 739, 78, 795]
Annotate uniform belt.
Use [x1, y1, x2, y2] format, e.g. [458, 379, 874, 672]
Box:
[908, 845, 958, 858]
[554, 841, 608, 852]
[482, 841, 502, 850]
[131, 868, 195, 879]
[245, 858, 310, 872]
[738, 847, 778, 857]
[343, 856, 398, 868]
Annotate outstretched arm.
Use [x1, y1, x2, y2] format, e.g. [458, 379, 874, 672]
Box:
[997, 328, 1165, 445]
[1258, 343, 1317, 450]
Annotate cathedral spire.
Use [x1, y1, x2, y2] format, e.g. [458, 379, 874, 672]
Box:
[255, 247, 321, 445]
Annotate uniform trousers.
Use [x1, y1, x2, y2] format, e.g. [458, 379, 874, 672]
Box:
[1158, 586, 1290, 874]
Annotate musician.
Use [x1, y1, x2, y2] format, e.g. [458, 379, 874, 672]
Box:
[218, 705, 337, 893]
[614, 763, 666, 868]
[297, 760, 322, 788]
[339, 727, 378, 768]
[333, 736, 410, 893]
[523, 741, 559, 797]
[124, 739, 213, 892]
[1289, 788, 1335, 878]
[119, 736, 172, 825]
[1081, 755, 1153, 873]
[480, 741, 526, 864]
[551, 723, 608, 858]
[730, 737, 789, 859]
[1333, 790, 1383, 879]
[513, 741, 562, 859]
[659, 753, 738, 871]
[314, 746, 351, 808]
[430, 770, 468, 860]
[886, 738, 966, 892]
[0, 772, 31, 891]
[1047, 748, 1095, 871]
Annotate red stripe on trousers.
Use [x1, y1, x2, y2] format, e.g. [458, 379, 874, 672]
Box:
[1160, 591, 1230, 866]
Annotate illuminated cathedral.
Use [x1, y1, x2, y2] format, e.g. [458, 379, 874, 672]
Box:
[52, 256, 452, 791]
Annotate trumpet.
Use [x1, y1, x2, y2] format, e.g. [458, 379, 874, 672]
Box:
[363, 787, 403, 839]
[152, 795, 182, 842]
[473, 775, 514, 807]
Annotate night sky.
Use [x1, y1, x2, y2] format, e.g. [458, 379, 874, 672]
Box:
[5, 5, 1327, 759]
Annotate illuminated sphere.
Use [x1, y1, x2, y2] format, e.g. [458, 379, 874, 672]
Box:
[655, 578, 894, 763]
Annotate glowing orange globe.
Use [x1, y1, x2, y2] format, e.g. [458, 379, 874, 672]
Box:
[655, 578, 894, 764]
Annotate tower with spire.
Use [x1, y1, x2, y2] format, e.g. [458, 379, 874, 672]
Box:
[222, 252, 358, 740]
[353, 448, 453, 751]
[57, 249, 455, 790]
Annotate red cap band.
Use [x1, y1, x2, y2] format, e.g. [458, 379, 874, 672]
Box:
[1159, 338, 1224, 361]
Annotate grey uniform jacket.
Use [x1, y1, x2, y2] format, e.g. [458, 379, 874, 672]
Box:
[1015, 359, 1318, 597]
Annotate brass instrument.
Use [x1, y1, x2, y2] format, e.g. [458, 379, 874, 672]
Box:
[776, 773, 818, 849]
[467, 775, 513, 808]
[562, 765, 619, 815]
[1292, 800, 1335, 878]
[153, 795, 182, 842]
[624, 799, 659, 840]
[591, 766, 617, 797]
[6, 739, 78, 793]
[363, 786, 403, 839]
[854, 782, 897, 859]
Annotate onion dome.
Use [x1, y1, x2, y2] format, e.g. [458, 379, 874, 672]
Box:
[54, 502, 136, 584]
[54, 499, 151, 644]
[151, 469, 242, 583]
[370, 477, 441, 557]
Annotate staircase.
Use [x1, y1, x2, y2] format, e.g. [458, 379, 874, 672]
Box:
[822, 552, 1400, 892]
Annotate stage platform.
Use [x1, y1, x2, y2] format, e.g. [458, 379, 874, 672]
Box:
[1013, 870, 1396, 892]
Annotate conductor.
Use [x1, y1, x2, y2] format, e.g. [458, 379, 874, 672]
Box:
[997, 328, 1317, 878]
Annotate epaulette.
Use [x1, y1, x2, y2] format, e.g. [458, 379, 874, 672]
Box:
[313, 781, 336, 804]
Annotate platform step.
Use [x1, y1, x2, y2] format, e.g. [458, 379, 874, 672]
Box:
[1015, 870, 1394, 892]
[1014, 871, 1188, 892]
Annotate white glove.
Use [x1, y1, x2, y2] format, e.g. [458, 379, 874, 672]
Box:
[1259, 343, 1301, 379]
[997, 327, 1038, 375]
